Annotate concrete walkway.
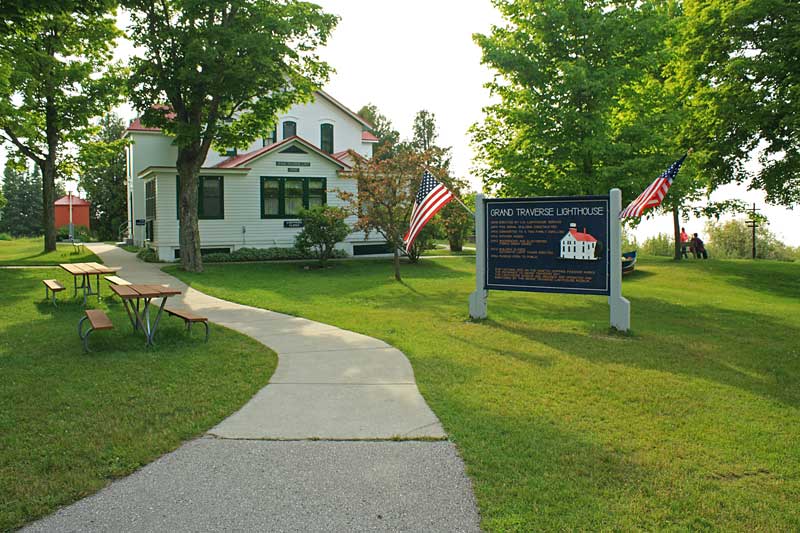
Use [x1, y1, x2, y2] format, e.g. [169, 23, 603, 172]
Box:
[26, 244, 480, 532]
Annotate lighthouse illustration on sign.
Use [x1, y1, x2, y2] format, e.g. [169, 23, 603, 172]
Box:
[560, 223, 599, 260]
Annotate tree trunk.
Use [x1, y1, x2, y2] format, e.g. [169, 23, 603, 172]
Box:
[177, 149, 203, 272]
[672, 206, 681, 261]
[42, 93, 58, 252]
[393, 247, 401, 281]
[449, 234, 463, 252]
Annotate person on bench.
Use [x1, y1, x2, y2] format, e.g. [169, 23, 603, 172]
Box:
[691, 233, 708, 259]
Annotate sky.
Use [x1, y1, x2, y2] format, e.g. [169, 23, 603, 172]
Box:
[2, 0, 797, 245]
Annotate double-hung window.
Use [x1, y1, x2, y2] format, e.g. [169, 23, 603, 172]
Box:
[282, 121, 297, 139]
[320, 123, 334, 154]
[261, 177, 326, 218]
[145, 179, 156, 241]
[176, 175, 225, 220]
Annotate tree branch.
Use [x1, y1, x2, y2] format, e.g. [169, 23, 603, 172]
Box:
[0, 128, 45, 165]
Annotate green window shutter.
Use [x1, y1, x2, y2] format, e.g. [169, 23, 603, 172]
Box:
[198, 176, 224, 220]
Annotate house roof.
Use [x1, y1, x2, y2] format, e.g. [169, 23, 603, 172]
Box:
[214, 135, 351, 170]
[54, 195, 90, 206]
[361, 131, 379, 143]
[137, 166, 251, 180]
[568, 228, 597, 243]
[125, 90, 374, 134]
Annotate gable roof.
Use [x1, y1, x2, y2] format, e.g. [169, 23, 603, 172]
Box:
[361, 131, 379, 143]
[54, 195, 90, 206]
[567, 228, 597, 243]
[214, 135, 351, 170]
[125, 90, 374, 134]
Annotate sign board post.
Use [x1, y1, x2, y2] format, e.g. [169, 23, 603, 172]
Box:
[468, 194, 488, 319]
[608, 188, 630, 331]
[469, 189, 630, 331]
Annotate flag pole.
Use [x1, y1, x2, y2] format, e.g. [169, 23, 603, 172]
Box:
[423, 166, 475, 217]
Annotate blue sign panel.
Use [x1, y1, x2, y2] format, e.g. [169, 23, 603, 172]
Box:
[484, 196, 610, 295]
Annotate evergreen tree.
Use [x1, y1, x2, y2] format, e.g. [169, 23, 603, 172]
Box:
[357, 104, 400, 158]
[0, 163, 43, 236]
[79, 113, 128, 241]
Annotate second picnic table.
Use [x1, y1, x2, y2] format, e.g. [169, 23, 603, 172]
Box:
[59, 262, 121, 305]
[109, 284, 182, 346]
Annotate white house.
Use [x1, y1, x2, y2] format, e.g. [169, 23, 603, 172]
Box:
[560, 223, 598, 260]
[124, 90, 385, 261]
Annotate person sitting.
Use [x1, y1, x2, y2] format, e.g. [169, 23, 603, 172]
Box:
[691, 233, 708, 259]
[680, 227, 690, 259]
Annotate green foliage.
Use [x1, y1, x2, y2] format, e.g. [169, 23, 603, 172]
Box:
[678, 0, 800, 205]
[356, 104, 399, 157]
[0, 163, 42, 236]
[0, 232, 10, 240]
[641, 233, 675, 257]
[705, 219, 798, 261]
[202, 246, 348, 263]
[124, 0, 338, 272]
[0, 3, 124, 250]
[472, 1, 678, 203]
[78, 113, 128, 241]
[294, 206, 351, 266]
[57, 225, 91, 241]
[406, 223, 438, 263]
[136, 247, 160, 263]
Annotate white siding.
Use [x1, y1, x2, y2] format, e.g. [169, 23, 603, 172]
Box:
[150, 143, 381, 260]
[127, 132, 177, 246]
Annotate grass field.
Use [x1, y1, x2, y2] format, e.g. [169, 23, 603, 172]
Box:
[0, 268, 277, 531]
[169, 256, 800, 531]
[0, 237, 99, 266]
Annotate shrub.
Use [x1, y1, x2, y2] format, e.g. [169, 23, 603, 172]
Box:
[294, 206, 351, 266]
[203, 246, 348, 263]
[0, 232, 11, 240]
[136, 247, 160, 263]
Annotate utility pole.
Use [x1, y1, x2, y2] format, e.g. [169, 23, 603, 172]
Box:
[745, 203, 760, 259]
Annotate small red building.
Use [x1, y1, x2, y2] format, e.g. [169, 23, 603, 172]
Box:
[54, 194, 91, 231]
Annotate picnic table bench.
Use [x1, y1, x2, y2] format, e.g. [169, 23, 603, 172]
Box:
[104, 275, 131, 286]
[42, 279, 65, 306]
[165, 307, 209, 342]
[59, 262, 121, 305]
[109, 284, 182, 346]
[78, 309, 114, 352]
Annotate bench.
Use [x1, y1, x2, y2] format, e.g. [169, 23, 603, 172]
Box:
[42, 279, 65, 306]
[78, 309, 114, 352]
[104, 275, 132, 286]
[165, 308, 209, 342]
[71, 240, 84, 253]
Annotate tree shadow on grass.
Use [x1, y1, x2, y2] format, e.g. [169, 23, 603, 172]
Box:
[481, 296, 800, 408]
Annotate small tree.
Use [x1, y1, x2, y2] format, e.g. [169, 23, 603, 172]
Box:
[406, 223, 439, 263]
[342, 146, 434, 281]
[295, 206, 350, 267]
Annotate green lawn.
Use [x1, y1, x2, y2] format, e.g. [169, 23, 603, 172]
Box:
[0, 237, 99, 266]
[169, 256, 800, 531]
[0, 269, 277, 531]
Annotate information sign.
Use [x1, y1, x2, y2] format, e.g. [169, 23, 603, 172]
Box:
[484, 196, 610, 295]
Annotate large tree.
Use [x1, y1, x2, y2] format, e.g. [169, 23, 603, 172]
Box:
[0, 4, 122, 251]
[125, 0, 338, 272]
[678, 0, 800, 205]
[471, 1, 675, 201]
[79, 113, 128, 241]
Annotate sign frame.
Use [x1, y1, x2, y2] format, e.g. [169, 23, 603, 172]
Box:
[483, 195, 611, 295]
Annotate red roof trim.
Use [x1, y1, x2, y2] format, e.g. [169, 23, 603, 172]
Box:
[214, 135, 351, 170]
[361, 131, 379, 143]
[125, 117, 161, 132]
[54, 195, 90, 206]
[315, 90, 373, 129]
[568, 228, 597, 243]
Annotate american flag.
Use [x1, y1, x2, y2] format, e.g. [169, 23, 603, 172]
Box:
[403, 170, 453, 253]
[620, 154, 687, 219]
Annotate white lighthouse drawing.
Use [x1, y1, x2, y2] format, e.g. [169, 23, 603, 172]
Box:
[560, 223, 599, 260]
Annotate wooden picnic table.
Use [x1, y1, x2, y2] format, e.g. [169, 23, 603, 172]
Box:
[109, 284, 182, 346]
[59, 262, 121, 305]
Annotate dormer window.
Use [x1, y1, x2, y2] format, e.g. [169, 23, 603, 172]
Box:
[225, 148, 237, 157]
[320, 123, 334, 154]
[282, 121, 296, 139]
